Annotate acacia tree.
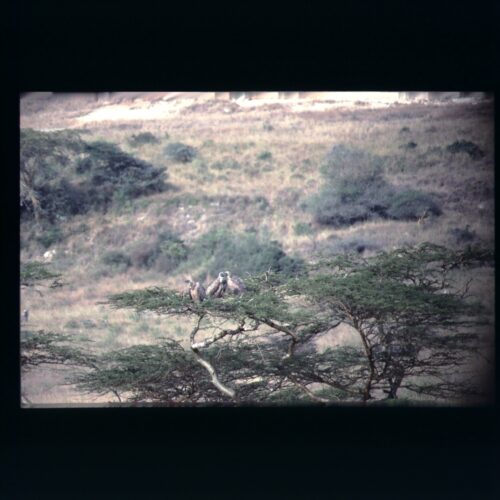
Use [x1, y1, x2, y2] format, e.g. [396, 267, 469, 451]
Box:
[289, 243, 493, 401]
[69, 243, 492, 405]
[20, 261, 96, 404]
[71, 273, 362, 404]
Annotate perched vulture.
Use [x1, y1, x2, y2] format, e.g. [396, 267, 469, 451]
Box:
[22, 309, 29, 323]
[206, 272, 228, 298]
[225, 271, 246, 295]
[186, 279, 206, 303]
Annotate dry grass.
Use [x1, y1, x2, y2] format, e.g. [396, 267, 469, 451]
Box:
[20, 96, 495, 404]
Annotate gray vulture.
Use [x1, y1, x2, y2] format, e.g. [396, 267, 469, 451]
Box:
[206, 272, 228, 298]
[186, 279, 206, 303]
[225, 271, 246, 295]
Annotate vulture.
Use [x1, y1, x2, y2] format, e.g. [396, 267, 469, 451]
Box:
[22, 309, 29, 323]
[186, 279, 206, 303]
[225, 271, 246, 295]
[206, 272, 228, 298]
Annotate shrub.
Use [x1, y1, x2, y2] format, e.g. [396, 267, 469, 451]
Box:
[257, 151, 272, 161]
[164, 142, 197, 163]
[36, 225, 64, 249]
[185, 228, 304, 278]
[20, 129, 85, 221]
[82, 141, 168, 210]
[320, 235, 380, 256]
[386, 190, 442, 221]
[126, 231, 188, 273]
[37, 178, 90, 219]
[321, 144, 386, 179]
[128, 241, 161, 269]
[20, 130, 168, 221]
[448, 226, 477, 244]
[446, 140, 485, 159]
[154, 231, 189, 273]
[400, 141, 417, 150]
[312, 144, 442, 227]
[127, 132, 160, 147]
[310, 170, 394, 227]
[102, 250, 132, 268]
[263, 121, 274, 131]
[293, 223, 314, 236]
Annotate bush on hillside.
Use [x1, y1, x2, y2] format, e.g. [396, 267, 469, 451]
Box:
[446, 140, 485, 159]
[311, 144, 442, 227]
[257, 151, 272, 161]
[20, 130, 168, 221]
[126, 231, 188, 273]
[127, 132, 160, 147]
[386, 190, 442, 221]
[185, 228, 304, 278]
[101, 250, 132, 269]
[164, 142, 197, 163]
[83, 141, 167, 206]
[36, 225, 65, 249]
[310, 170, 394, 227]
[320, 144, 386, 180]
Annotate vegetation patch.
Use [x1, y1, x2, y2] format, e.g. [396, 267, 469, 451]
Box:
[386, 190, 442, 221]
[20, 129, 168, 222]
[446, 140, 485, 159]
[211, 157, 241, 170]
[257, 151, 272, 161]
[310, 144, 442, 227]
[400, 141, 417, 150]
[183, 228, 304, 279]
[127, 132, 160, 147]
[126, 230, 188, 273]
[164, 142, 197, 163]
[35, 225, 65, 249]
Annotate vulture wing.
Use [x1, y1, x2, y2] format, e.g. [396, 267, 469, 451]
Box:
[206, 278, 221, 297]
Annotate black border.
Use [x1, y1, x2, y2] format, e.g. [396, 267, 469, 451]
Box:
[4, 1, 499, 497]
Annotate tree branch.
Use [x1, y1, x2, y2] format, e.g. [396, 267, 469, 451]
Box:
[190, 314, 236, 399]
[287, 376, 331, 404]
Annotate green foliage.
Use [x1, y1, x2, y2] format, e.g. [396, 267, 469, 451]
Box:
[21, 261, 61, 287]
[20, 129, 85, 221]
[311, 144, 442, 227]
[35, 225, 64, 248]
[446, 140, 485, 159]
[82, 141, 168, 210]
[211, 157, 241, 170]
[101, 250, 132, 270]
[91, 243, 492, 404]
[164, 142, 197, 163]
[320, 144, 386, 179]
[400, 141, 418, 150]
[127, 132, 160, 147]
[290, 243, 492, 400]
[257, 151, 272, 161]
[185, 228, 304, 278]
[310, 170, 393, 227]
[293, 222, 314, 236]
[71, 340, 209, 402]
[20, 130, 168, 221]
[21, 330, 96, 370]
[126, 230, 188, 273]
[386, 190, 441, 221]
[449, 226, 477, 245]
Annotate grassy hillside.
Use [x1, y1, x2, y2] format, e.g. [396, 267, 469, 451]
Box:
[20, 96, 495, 404]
